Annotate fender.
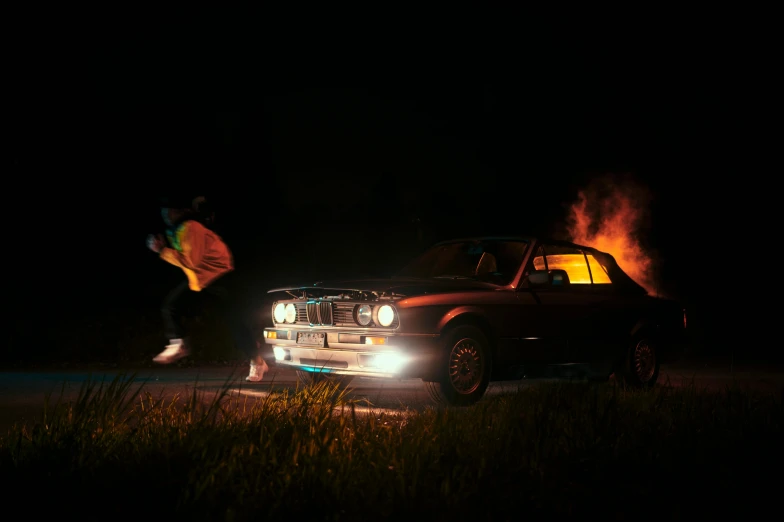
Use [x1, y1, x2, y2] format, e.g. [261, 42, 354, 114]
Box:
[436, 305, 492, 332]
[435, 305, 499, 363]
[630, 317, 661, 338]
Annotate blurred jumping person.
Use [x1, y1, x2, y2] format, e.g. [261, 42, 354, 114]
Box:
[146, 194, 269, 382]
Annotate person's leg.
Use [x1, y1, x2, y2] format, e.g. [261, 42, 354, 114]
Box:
[210, 274, 269, 382]
[206, 275, 268, 381]
[154, 281, 193, 363]
[230, 309, 268, 381]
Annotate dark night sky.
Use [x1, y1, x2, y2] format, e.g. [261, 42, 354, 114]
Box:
[10, 15, 746, 357]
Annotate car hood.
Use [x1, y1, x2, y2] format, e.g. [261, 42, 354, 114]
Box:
[267, 277, 500, 298]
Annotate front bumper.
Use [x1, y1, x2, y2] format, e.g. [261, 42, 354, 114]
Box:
[263, 326, 440, 379]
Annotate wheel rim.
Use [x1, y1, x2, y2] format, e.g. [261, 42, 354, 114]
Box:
[633, 340, 656, 383]
[448, 337, 484, 394]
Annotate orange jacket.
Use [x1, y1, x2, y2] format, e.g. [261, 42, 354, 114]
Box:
[159, 220, 234, 291]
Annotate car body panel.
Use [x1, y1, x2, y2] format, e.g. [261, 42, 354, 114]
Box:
[263, 236, 686, 383]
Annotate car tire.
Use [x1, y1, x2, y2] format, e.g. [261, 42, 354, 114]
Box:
[424, 325, 492, 407]
[621, 333, 660, 388]
[295, 370, 354, 390]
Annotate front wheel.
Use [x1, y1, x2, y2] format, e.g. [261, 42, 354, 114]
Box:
[621, 335, 660, 388]
[296, 370, 355, 390]
[424, 325, 492, 406]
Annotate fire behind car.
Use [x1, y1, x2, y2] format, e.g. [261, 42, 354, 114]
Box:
[263, 236, 687, 406]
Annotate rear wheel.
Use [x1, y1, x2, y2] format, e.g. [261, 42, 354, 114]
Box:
[296, 370, 354, 390]
[621, 334, 660, 388]
[425, 325, 492, 407]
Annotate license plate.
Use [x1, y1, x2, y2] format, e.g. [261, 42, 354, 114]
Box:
[296, 332, 325, 347]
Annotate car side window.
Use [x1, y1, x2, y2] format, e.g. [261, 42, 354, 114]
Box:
[585, 253, 611, 284]
[532, 244, 611, 285]
[491, 241, 528, 277]
[530, 245, 547, 273]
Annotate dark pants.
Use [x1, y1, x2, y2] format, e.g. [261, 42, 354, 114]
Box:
[161, 272, 259, 360]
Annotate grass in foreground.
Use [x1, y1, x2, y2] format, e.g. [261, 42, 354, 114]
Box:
[1, 375, 782, 521]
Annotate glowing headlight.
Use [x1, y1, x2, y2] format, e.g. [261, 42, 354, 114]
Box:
[376, 305, 395, 327]
[273, 303, 286, 323]
[284, 303, 297, 323]
[356, 304, 372, 326]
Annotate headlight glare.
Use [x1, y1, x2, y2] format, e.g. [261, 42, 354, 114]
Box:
[273, 303, 286, 323]
[284, 303, 297, 323]
[377, 305, 395, 327]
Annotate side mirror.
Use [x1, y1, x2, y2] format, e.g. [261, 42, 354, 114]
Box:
[528, 270, 550, 285]
[550, 269, 570, 286]
[527, 269, 571, 287]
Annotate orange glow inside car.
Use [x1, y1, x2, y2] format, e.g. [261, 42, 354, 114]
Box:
[533, 254, 611, 284]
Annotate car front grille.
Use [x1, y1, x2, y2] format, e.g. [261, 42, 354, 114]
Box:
[332, 303, 355, 324]
[295, 304, 308, 323]
[290, 302, 392, 327]
[306, 301, 334, 325]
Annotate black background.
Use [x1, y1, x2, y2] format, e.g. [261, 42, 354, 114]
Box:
[9, 13, 755, 362]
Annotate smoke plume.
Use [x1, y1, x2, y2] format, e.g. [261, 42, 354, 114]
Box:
[565, 175, 659, 295]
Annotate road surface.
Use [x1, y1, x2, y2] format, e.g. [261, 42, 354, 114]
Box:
[1, 360, 782, 433]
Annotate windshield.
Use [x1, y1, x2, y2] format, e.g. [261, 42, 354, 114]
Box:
[395, 239, 529, 285]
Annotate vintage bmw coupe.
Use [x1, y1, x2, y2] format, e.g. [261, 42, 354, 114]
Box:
[263, 236, 687, 406]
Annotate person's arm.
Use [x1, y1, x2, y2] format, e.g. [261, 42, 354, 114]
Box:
[159, 221, 206, 271]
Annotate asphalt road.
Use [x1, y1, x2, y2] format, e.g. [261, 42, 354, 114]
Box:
[1, 360, 783, 434]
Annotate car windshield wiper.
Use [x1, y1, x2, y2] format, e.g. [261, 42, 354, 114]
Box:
[433, 274, 474, 280]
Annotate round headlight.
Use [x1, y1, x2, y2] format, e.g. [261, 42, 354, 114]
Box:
[377, 305, 395, 327]
[273, 303, 286, 323]
[284, 303, 297, 323]
[356, 304, 372, 326]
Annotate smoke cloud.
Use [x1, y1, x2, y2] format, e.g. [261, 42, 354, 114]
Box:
[565, 174, 659, 295]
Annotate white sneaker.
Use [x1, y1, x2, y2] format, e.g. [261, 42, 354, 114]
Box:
[246, 359, 269, 382]
[153, 339, 190, 364]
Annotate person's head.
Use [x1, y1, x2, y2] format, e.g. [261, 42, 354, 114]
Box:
[159, 195, 211, 227]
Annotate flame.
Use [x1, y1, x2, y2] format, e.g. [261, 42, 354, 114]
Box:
[566, 177, 657, 295]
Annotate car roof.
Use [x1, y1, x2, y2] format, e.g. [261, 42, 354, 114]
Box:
[432, 236, 648, 295]
[434, 236, 535, 244]
[434, 236, 594, 251]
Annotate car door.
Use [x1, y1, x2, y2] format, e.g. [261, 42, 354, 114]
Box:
[510, 288, 558, 367]
[523, 244, 613, 364]
[575, 251, 640, 364]
[511, 243, 581, 366]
